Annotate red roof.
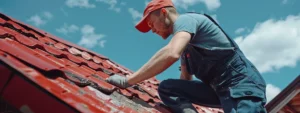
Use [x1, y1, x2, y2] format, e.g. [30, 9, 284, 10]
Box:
[266, 75, 300, 113]
[0, 12, 224, 113]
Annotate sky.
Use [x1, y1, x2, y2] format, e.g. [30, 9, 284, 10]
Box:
[1, 0, 299, 103]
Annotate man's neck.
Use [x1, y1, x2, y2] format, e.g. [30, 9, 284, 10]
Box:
[168, 13, 179, 34]
[169, 13, 179, 25]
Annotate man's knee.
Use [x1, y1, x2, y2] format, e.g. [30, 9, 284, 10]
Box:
[158, 79, 175, 93]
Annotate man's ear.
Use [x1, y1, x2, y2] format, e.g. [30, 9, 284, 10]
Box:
[161, 8, 167, 17]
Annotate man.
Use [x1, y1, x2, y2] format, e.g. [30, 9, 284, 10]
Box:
[106, 0, 267, 113]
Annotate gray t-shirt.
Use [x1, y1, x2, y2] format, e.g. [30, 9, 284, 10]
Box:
[173, 13, 233, 66]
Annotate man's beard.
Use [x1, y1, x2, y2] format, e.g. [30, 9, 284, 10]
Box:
[161, 32, 170, 39]
[162, 24, 171, 39]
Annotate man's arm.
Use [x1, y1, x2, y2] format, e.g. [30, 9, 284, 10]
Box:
[126, 31, 192, 85]
[180, 64, 193, 80]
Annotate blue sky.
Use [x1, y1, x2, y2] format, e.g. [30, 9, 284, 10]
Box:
[1, 0, 299, 102]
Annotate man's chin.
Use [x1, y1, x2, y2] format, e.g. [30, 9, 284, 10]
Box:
[161, 33, 170, 39]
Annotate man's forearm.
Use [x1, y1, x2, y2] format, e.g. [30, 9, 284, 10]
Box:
[127, 46, 179, 84]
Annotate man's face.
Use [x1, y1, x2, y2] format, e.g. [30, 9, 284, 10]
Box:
[147, 11, 172, 39]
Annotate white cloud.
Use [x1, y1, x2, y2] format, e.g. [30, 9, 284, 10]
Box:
[27, 15, 46, 27]
[43, 11, 53, 19]
[235, 14, 300, 73]
[56, 23, 79, 36]
[190, 9, 196, 12]
[66, 0, 96, 8]
[120, 2, 126, 6]
[128, 8, 142, 20]
[78, 25, 106, 48]
[99, 40, 106, 48]
[128, 8, 143, 24]
[55, 24, 106, 48]
[235, 28, 246, 35]
[81, 25, 94, 34]
[27, 12, 53, 27]
[96, 0, 121, 12]
[266, 84, 281, 103]
[201, 0, 221, 11]
[282, 0, 288, 4]
[172, 0, 221, 11]
[60, 8, 69, 17]
[235, 27, 251, 35]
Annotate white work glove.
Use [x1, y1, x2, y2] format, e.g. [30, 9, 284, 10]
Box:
[106, 74, 131, 89]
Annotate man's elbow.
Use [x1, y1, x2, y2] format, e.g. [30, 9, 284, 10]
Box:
[171, 54, 181, 60]
[167, 52, 180, 61]
[163, 46, 181, 61]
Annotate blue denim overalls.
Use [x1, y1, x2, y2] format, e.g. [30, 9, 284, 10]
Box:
[158, 14, 267, 113]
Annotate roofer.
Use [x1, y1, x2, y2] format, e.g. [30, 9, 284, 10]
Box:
[106, 0, 267, 112]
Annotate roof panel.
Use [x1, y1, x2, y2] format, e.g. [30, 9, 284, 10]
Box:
[54, 42, 69, 50]
[6, 20, 24, 31]
[0, 12, 224, 113]
[14, 34, 38, 47]
[266, 75, 300, 113]
[81, 51, 92, 60]
[0, 18, 6, 24]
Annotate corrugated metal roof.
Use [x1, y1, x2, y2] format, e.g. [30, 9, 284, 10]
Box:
[0, 12, 224, 113]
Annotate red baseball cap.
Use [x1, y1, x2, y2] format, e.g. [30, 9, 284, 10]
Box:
[135, 0, 175, 33]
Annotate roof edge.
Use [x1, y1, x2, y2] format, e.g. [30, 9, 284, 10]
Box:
[0, 12, 108, 59]
[0, 12, 137, 74]
[266, 75, 300, 112]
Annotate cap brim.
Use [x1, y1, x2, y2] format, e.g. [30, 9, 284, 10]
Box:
[135, 14, 151, 33]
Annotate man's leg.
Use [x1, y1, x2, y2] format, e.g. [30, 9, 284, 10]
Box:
[158, 79, 221, 113]
[215, 55, 267, 113]
[218, 85, 267, 113]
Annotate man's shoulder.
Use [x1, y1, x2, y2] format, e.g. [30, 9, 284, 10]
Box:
[182, 12, 205, 16]
[178, 13, 207, 21]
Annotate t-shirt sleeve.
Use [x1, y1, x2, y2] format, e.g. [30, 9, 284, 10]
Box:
[173, 15, 198, 35]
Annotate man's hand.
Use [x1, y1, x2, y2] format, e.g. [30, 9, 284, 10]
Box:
[106, 74, 132, 89]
